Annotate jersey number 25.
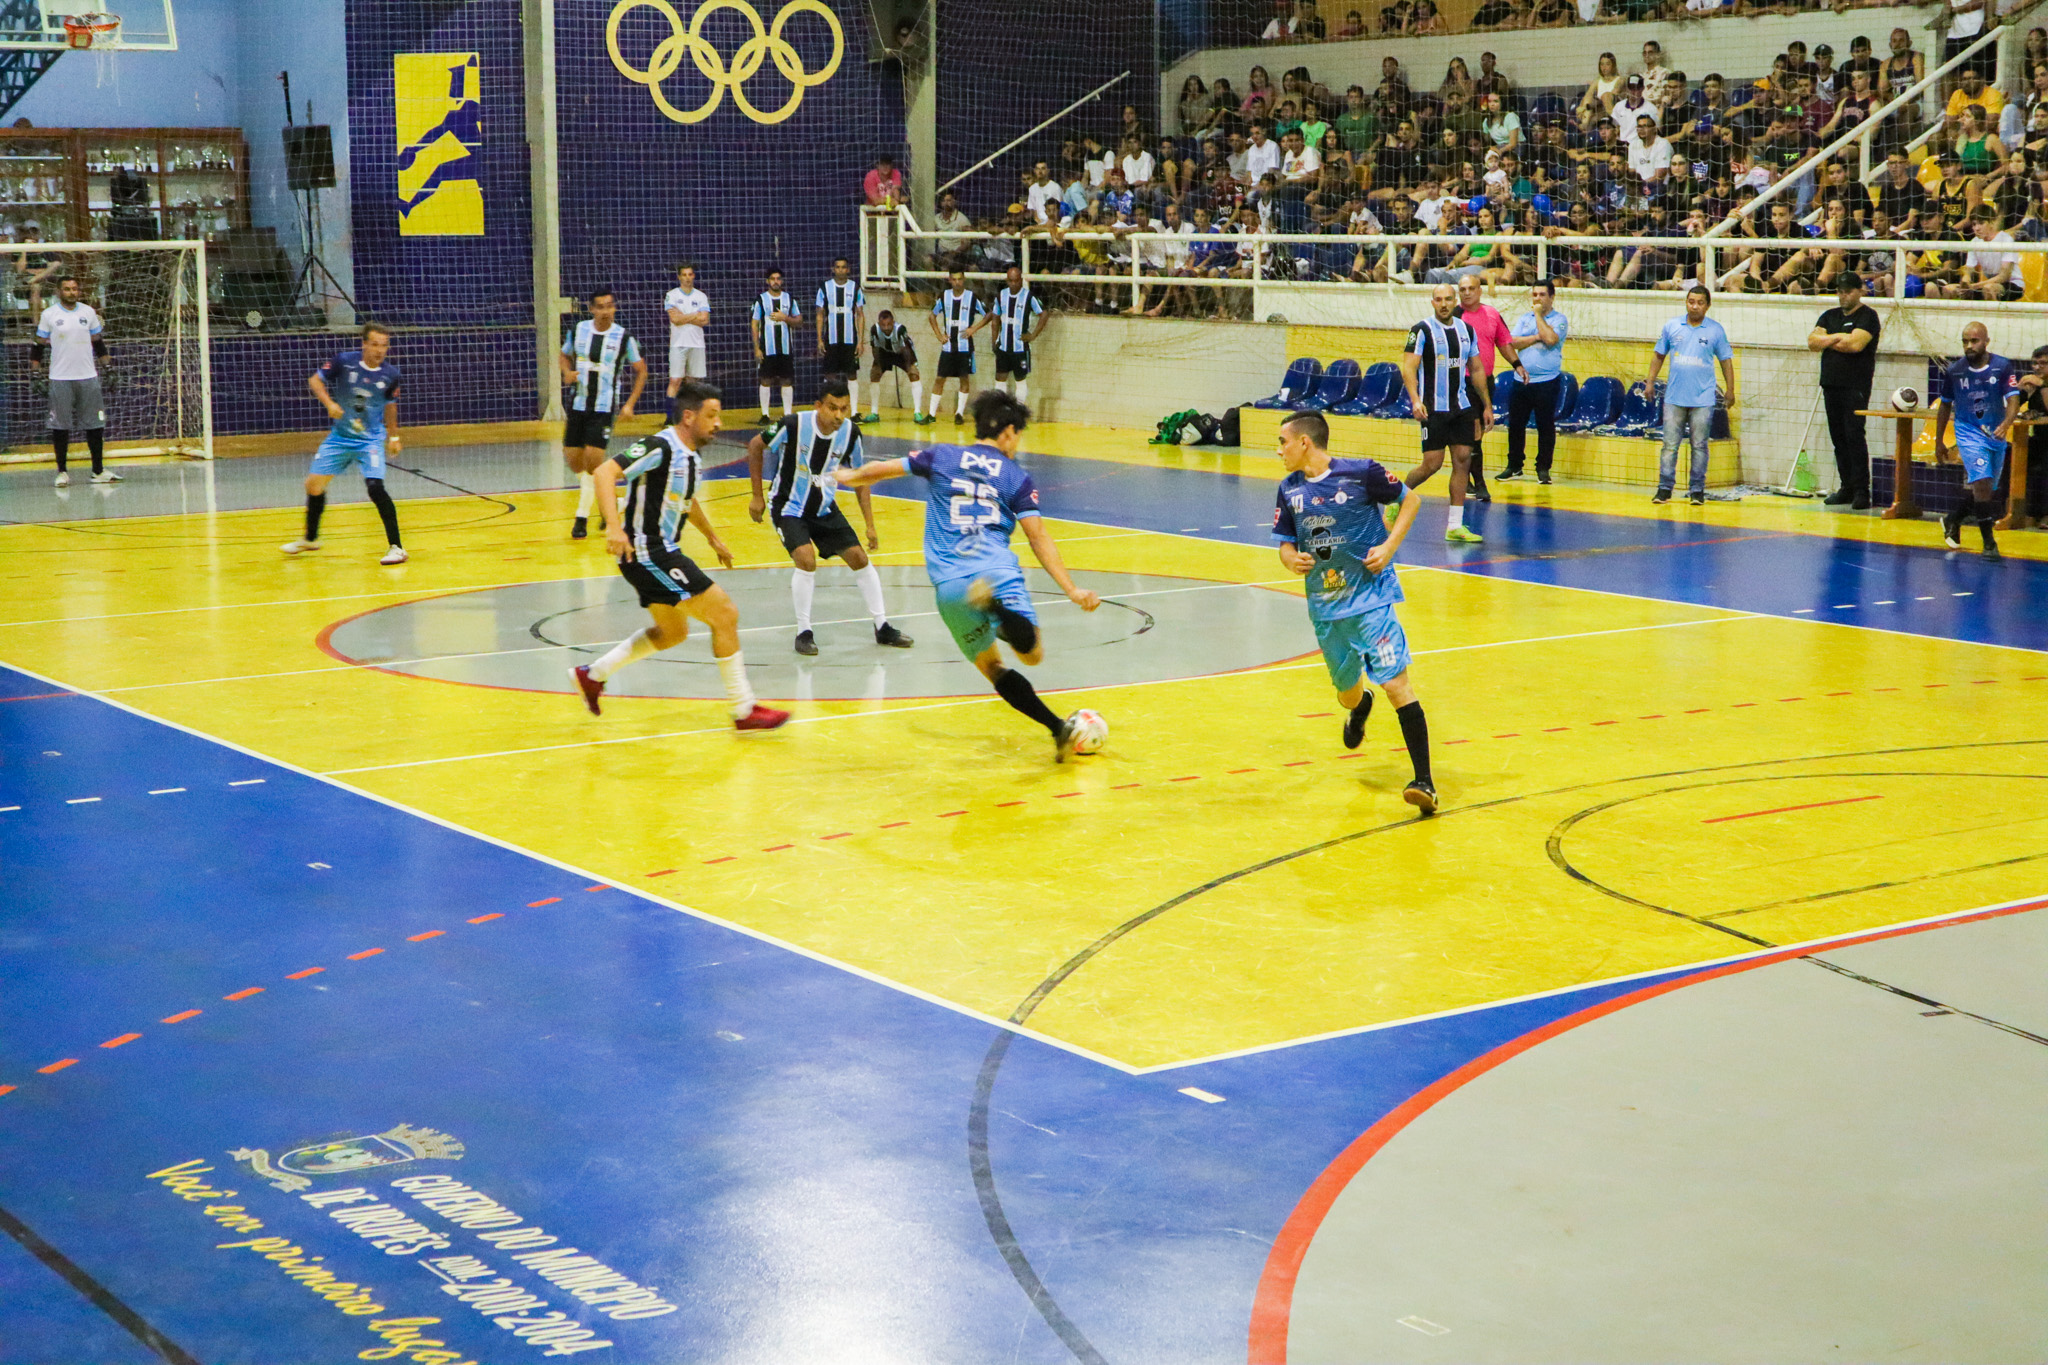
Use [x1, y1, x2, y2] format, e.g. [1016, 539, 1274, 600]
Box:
[948, 477, 1001, 530]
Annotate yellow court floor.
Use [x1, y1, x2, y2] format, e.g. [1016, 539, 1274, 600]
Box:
[4, 459, 2045, 1071]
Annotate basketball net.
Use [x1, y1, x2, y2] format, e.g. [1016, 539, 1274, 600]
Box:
[59, 12, 122, 86]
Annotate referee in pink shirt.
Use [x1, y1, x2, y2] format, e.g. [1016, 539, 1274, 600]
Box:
[1451, 273, 1526, 512]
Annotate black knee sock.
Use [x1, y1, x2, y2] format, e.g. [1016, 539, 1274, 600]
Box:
[365, 477, 403, 547]
[1975, 499, 2000, 538]
[1397, 700, 1432, 785]
[84, 427, 104, 475]
[991, 603, 1039, 654]
[52, 430, 68, 472]
[992, 667, 1063, 735]
[305, 492, 327, 541]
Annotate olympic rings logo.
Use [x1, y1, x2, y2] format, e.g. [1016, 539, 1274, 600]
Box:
[607, 0, 843, 126]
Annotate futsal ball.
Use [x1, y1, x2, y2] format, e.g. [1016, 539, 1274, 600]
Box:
[1066, 709, 1108, 755]
[1891, 386, 1922, 412]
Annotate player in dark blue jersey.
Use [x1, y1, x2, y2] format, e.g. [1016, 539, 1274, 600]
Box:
[841, 389, 1103, 760]
[1933, 321, 2021, 560]
[1273, 410, 1437, 814]
[285, 323, 407, 564]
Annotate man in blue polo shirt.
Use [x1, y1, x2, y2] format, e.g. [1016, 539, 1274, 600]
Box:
[1501, 278, 1570, 483]
[1642, 284, 1737, 506]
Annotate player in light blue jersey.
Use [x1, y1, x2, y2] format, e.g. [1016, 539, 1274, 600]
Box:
[1934, 320, 2021, 560]
[284, 322, 408, 565]
[1273, 409, 1436, 814]
[841, 389, 1103, 760]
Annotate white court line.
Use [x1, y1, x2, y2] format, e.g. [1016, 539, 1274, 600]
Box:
[319, 612, 1755, 776]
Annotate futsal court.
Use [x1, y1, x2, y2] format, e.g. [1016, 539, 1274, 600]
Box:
[3, 416, 2044, 1364]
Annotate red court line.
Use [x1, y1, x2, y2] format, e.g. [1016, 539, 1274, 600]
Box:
[36, 1059, 76, 1074]
[161, 1010, 200, 1024]
[1246, 893, 2048, 1364]
[1229, 768, 1259, 774]
[347, 948, 384, 960]
[222, 987, 264, 1001]
[939, 810, 966, 817]
[762, 843, 794, 852]
[527, 897, 562, 907]
[585, 884, 609, 892]
[467, 913, 503, 923]
[1054, 791, 1084, 798]
[703, 856, 735, 864]
[821, 833, 854, 840]
[286, 968, 324, 979]
[407, 930, 445, 942]
[1171, 775, 1202, 781]
[0, 1086, 14, 1096]
[1113, 782, 1144, 788]
[1703, 793, 1883, 824]
[880, 821, 910, 829]
[997, 800, 1027, 807]
[99, 1034, 140, 1049]
[645, 869, 676, 877]
[0, 692, 76, 703]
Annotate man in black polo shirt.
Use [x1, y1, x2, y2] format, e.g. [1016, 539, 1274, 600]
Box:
[1808, 275, 1881, 508]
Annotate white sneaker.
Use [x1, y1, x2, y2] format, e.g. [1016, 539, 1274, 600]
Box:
[280, 539, 321, 554]
[91, 470, 122, 484]
[53, 471, 68, 487]
[379, 545, 408, 565]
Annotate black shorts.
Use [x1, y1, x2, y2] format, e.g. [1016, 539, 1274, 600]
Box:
[994, 347, 1032, 379]
[618, 547, 715, 607]
[758, 353, 795, 382]
[1420, 410, 1478, 452]
[821, 342, 858, 376]
[871, 350, 913, 375]
[563, 409, 613, 450]
[776, 504, 860, 560]
[937, 351, 974, 380]
[1945, 34, 1995, 79]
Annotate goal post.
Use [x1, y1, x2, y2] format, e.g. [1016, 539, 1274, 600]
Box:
[3, 238, 211, 465]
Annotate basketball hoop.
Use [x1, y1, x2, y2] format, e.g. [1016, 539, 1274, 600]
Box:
[61, 12, 121, 48]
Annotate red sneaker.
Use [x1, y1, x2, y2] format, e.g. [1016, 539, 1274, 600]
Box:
[734, 703, 790, 731]
[570, 664, 605, 716]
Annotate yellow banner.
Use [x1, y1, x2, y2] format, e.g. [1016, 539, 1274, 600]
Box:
[395, 53, 483, 236]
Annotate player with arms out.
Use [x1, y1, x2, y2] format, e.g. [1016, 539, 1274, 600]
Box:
[561, 288, 646, 540]
[1274, 410, 1437, 814]
[1934, 320, 2020, 561]
[752, 268, 801, 425]
[840, 389, 1102, 760]
[571, 380, 789, 731]
[746, 377, 914, 656]
[815, 258, 866, 417]
[865, 309, 921, 422]
[35, 274, 116, 486]
[284, 322, 407, 564]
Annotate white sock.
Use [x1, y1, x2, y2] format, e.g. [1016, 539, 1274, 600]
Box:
[956, 389, 967, 416]
[791, 567, 816, 632]
[717, 649, 757, 719]
[576, 472, 596, 519]
[780, 385, 794, 416]
[911, 380, 924, 413]
[929, 387, 943, 417]
[1014, 379, 1028, 402]
[759, 386, 772, 416]
[853, 564, 888, 626]
[849, 379, 860, 412]
[588, 626, 661, 682]
[870, 385, 882, 416]
[1447, 504, 1464, 531]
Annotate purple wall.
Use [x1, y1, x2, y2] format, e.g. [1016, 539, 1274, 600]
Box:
[210, 327, 536, 435]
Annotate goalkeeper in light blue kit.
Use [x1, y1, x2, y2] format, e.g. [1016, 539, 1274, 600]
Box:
[1272, 409, 1437, 814]
[839, 389, 1102, 760]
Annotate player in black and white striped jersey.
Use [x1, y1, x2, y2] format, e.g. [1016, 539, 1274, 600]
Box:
[751, 268, 801, 425]
[815, 258, 867, 420]
[865, 310, 922, 421]
[992, 264, 1048, 403]
[925, 269, 988, 426]
[559, 288, 647, 540]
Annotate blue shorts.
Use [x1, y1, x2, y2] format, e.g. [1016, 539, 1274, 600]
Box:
[933, 569, 1036, 661]
[310, 434, 386, 479]
[1313, 607, 1411, 694]
[1954, 422, 2007, 485]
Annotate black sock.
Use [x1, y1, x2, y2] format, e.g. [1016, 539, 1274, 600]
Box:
[1351, 692, 1374, 724]
[52, 430, 68, 472]
[365, 477, 403, 547]
[84, 428, 104, 475]
[1397, 700, 1432, 785]
[1976, 499, 2000, 538]
[992, 667, 1063, 735]
[991, 603, 1038, 653]
[306, 492, 327, 541]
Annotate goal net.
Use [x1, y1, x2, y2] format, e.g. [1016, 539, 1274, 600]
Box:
[3, 239, 209, 464]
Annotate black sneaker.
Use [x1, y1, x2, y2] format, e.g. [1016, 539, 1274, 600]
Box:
[1497, 468, 1523, 481]
[1536, 471, 1552, 485]
[794, 629, 818, 656]
[1851, 492, 1871, 510]
[1403, 779, 1439, 816]
[1054, 718, 1080, 763]
[1690, 492, 1706, 506]
[875, 622, 914, 648]
[571, 516, 588, 540]
[1981, 524, 2002, 561]
[1651, 489, 1672, 505]
[953, 409, 965, 425]
[1941, 505, 1964, 549]
[1824, 488, 1854, 506]
[1342, 692, 1374, 750]
[1468, 467, 1491, 503]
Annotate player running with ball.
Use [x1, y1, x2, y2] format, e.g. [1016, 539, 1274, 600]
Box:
[1274, 410, 1437, 814]
[839, 389, 1102, 760]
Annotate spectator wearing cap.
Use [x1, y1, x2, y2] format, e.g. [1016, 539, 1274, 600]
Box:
[1812, 44, 1840, 99]
[1614, 76, 1661, 147]
[863, 154, 904, 206]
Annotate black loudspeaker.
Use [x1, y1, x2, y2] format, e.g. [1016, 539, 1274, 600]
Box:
[283, 125, 335, 191]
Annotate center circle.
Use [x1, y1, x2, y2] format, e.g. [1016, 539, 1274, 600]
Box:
[321, 566, 1317, 701]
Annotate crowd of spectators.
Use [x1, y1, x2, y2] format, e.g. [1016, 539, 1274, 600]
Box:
[870, 16, 2048, 311]
[1252, 0, 1950, 40]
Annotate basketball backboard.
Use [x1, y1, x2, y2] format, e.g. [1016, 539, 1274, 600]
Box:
[0, 1, 178, 51]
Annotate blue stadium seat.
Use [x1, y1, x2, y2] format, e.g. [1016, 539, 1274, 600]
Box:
[1330, 361, 1399, 416]
[1293, 358, 1362, 411]
[1250, 357, 1323, 410]
[1492, 370, 1518, 423]
[1550, 372, 1579, 422]
[1613, 380, 1664, 437]
[1383, 384, 1414, 421]
[1559, 375, 1624, 432]
[1528, 93, 1569, 124]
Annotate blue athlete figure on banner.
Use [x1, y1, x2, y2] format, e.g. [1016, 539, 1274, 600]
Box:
[839, 389, 1103, 761]
[1933, 320, 2021, 561]
[284, 323, 407, 565]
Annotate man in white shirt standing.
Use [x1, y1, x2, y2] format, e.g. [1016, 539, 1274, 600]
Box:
[662, 261, 710, 423]
[1614, 75, 1661, 149]
[1120, 134, 1158, 212]
[36, 274, 115, 486]
[1026, 160, 1066, 225]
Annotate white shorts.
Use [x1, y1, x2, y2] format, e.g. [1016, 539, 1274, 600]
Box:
[669, 343, 706, 380]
